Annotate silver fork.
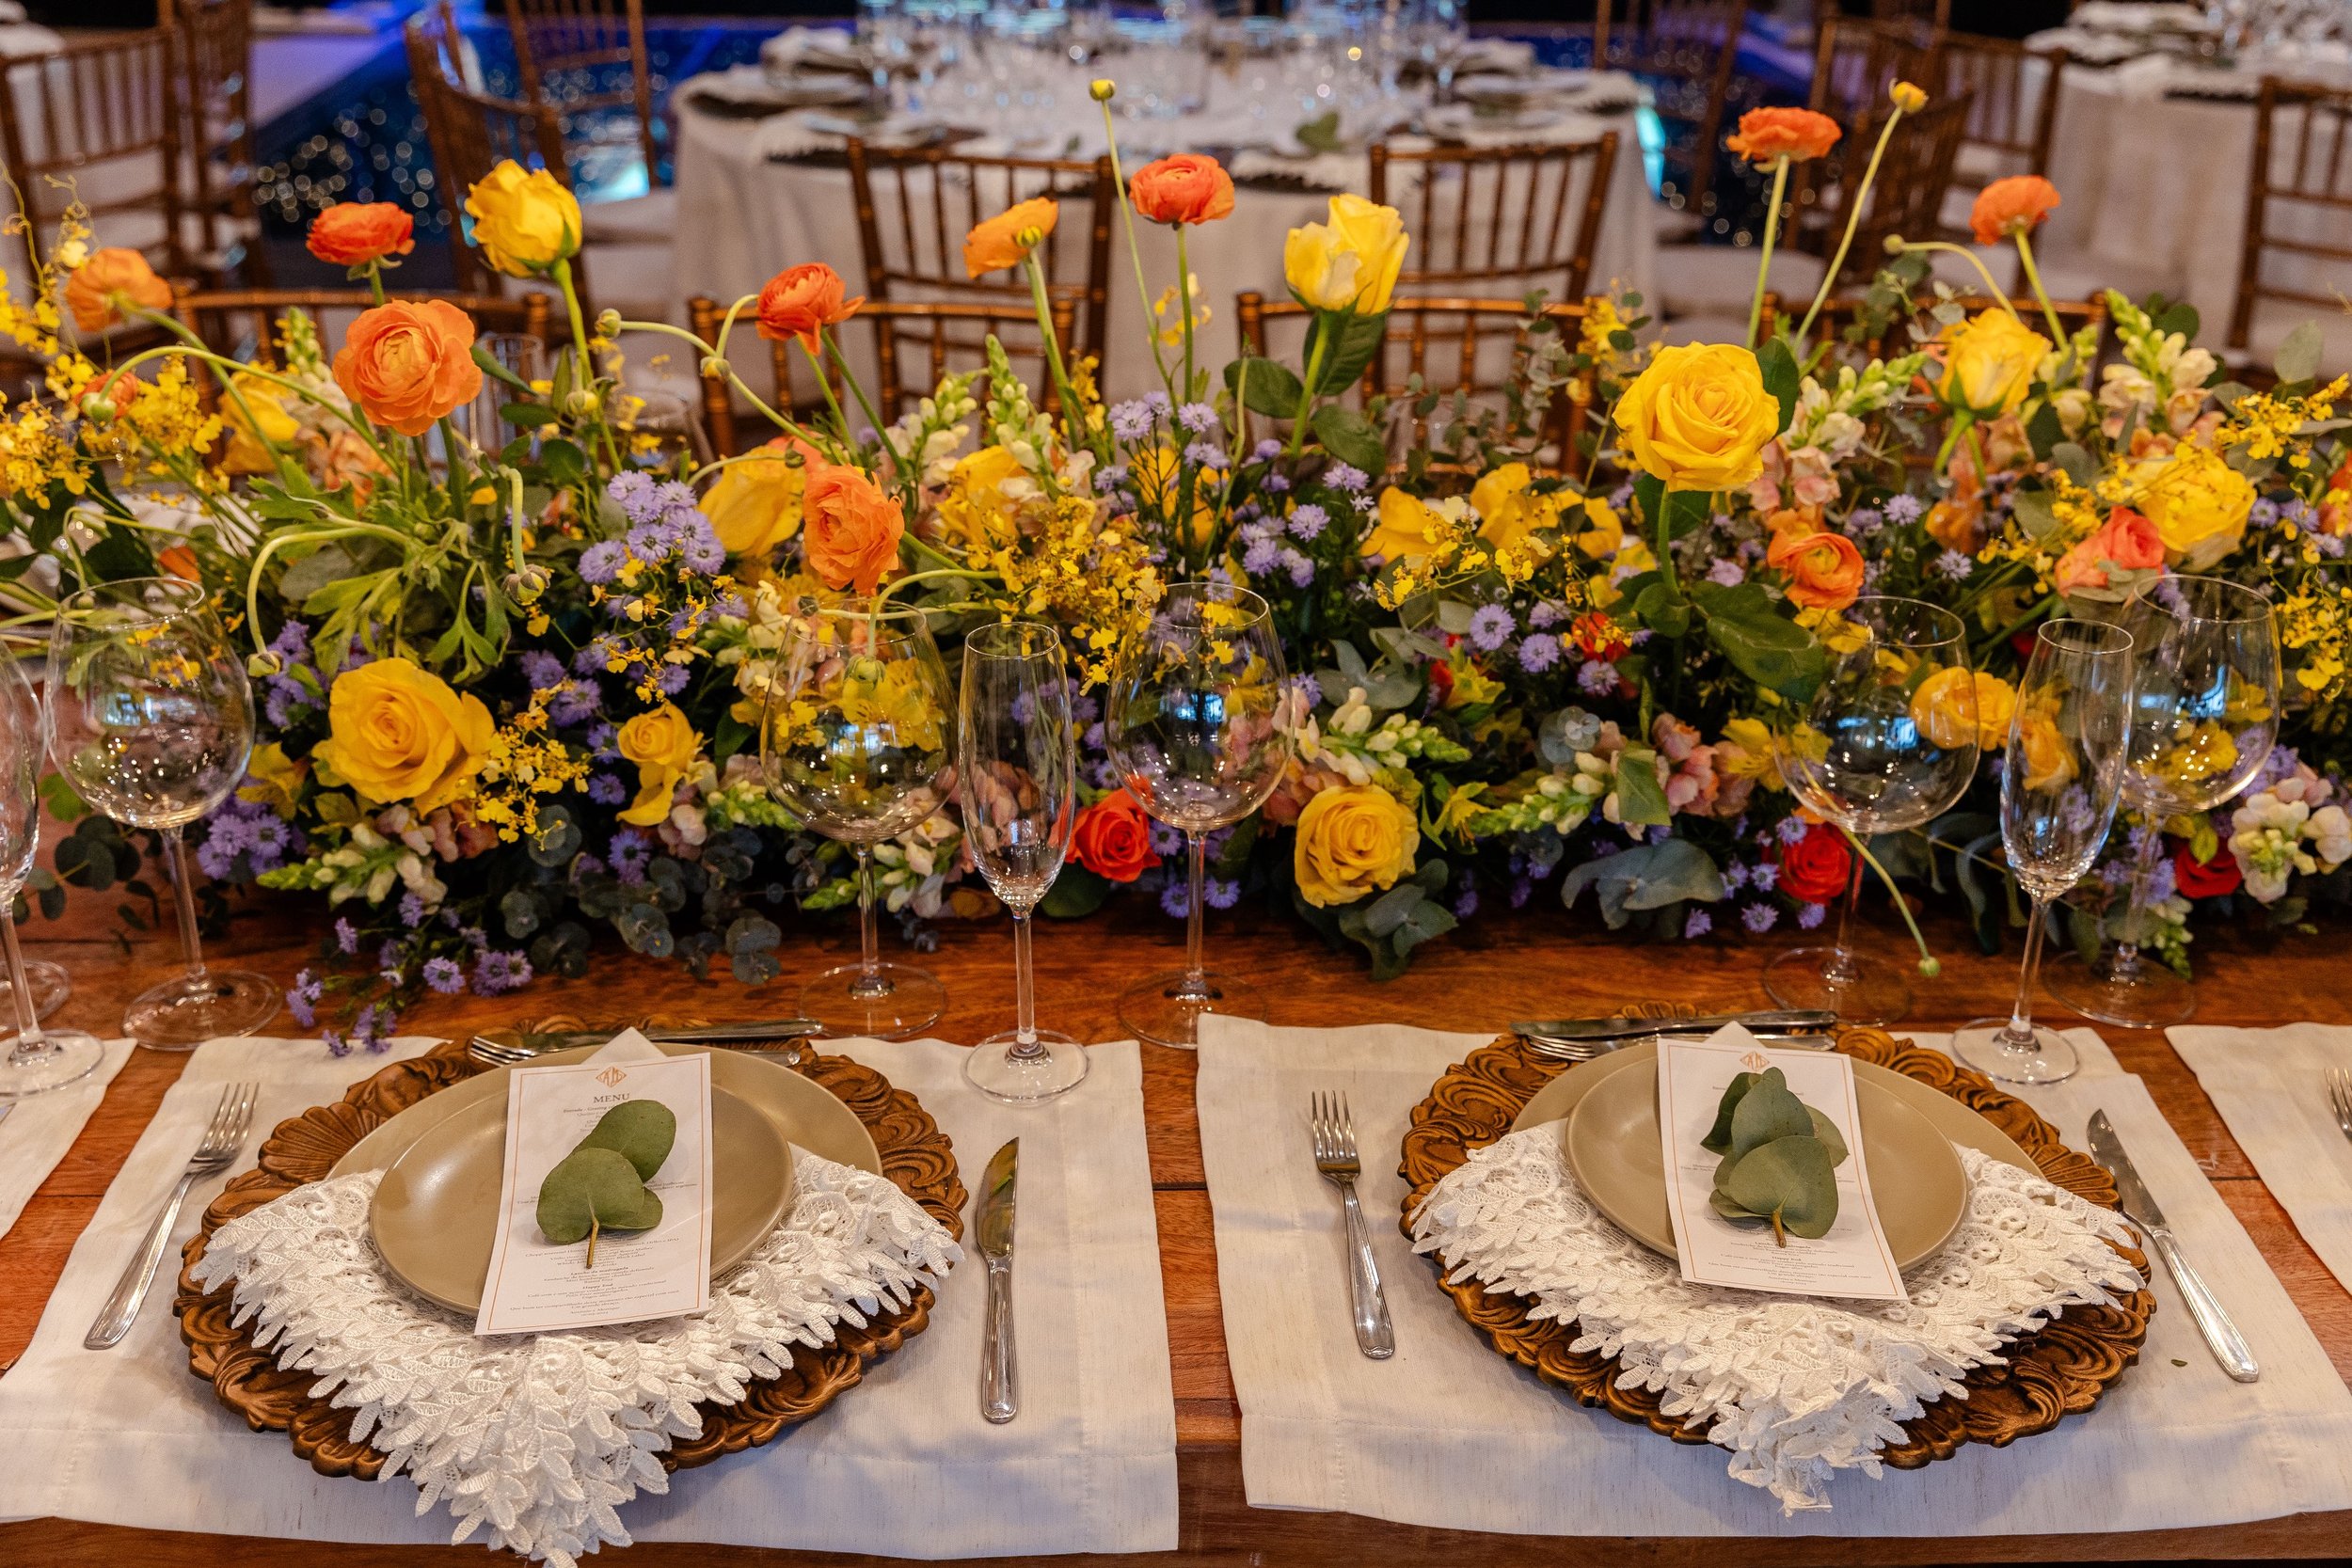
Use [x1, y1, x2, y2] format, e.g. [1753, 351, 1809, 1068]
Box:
[2328, 1068, 2352, 1146]
[1309, 1091, 1394, 1360]
[85, 1081, 256, 1350]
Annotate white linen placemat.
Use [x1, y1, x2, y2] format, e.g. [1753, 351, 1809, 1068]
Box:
[0, 1034, 135, 1243]
[1197, 1017, 2352, 1535]
[0, 1032, 1177, 1558]
[2169, 1022, 2352, 1293]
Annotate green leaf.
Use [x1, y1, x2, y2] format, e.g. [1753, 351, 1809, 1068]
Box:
[1714, 1133, 1840, 1239]
[473, 342, 536, 393]
[1223, 355, 1304, 418]
[1304, 309, 1388, 394]
[2153, 301, 2201, 343]
[2025, 400, 2063, 460]
[574, 1100, 677, 1182]
[1701, 1071, 1759, 1155]
[1040, 863, 1112, 918]
[535, 1146, 663, 1244]
[1295, 110, 1343, 153]
[37, 773, 87, 823]
[2275, 321, 2323, 386]
[540, 438, 589, 486]
[1560, 837, 1723, 927]
[501, 402, 560, 429]
[1757, 337, 1801, 435]
[1630, 580, 1691, 640]
[2050, 441, 2095, 486]
[1804, 1106, 1850, 1166]
[82, 526, 155, 582]
[1728, 1068, 1812, 1159]
[1613, 745, 1673, 826]
[1632, 471, 1664, 532]
[1693, 581, 1824, 703]
[1361, 880, 1424, 940]
[2010, 486, 2062, 544]
[1311, 404, 1388, 474]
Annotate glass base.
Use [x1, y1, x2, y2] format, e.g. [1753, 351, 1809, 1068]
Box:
[126, 969, 280, 1051]
[1953, 1017, 2080, 1085]
[799, 961, 946, 1040]
[963, 1028, 1089, 1104]
[2042, 949, 2193, 1029]
[0, 958, 69, 1023]
[1761, 943, 1914, 1026]
[1118, 969, 1262, 1050]
[0, 1027, 104, 1101]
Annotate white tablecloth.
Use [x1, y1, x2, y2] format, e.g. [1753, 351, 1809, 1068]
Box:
[0, 1032, 1178, 1558]
[1196, 1017, 2352, 1535]
[0, 1035, 134, 1243]
[2169, 1022, 2352, 1296]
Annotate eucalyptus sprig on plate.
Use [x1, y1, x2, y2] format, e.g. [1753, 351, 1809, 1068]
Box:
[536, 1101, 676, 1267]
[1702, 1069, 1849, 1245]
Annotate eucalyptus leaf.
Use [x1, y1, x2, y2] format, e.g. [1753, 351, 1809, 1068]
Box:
[2276, 320, 2323, 386]
[535, 1146, 663, 1246]
[1715, 1133, 1839, 1242]
[1728, 1067, 1812, 1159]
[1701, 1071, 1759, 1154]
[575, 1099, 677, 1182]
[1804, 1106, 1850, 1166]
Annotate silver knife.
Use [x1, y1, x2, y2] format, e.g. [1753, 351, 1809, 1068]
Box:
[503, 1020, 825, 1052]
[2087, 1110, 2260, 1383]
[976, 1138, 1020, 1424]
[1511, 1007, 1838, 1041]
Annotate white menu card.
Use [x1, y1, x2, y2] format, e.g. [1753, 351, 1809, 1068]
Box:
[1655, 1028, 1907, 1303]
[475, 1030, 715, 1336]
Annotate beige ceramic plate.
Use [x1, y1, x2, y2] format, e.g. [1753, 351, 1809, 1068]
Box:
[372, 1083, 792, 1313]
[332, 1040, 882, 1181]
[1510, 1037, 2039, 1173]
[1564, 1057, 1969, 1269]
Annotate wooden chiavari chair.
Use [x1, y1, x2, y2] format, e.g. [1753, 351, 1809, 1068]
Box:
[1937, 31, 2065, 238]
[0, 29, 188, 277]
[1791, 90, 1973, 289]
[1368, 133, 1620, 303]
[164, 0, 262, 282]
[686, 294, 1079, 458]
[500, 0, 660, 194]
[846, 140, 1115, 373]
[1233, 293, 1597, 472]
[1603, 0, 1751, 225]
[2230, 76, 2352, 371]
[1799, 14, 1943, 225]
[171, 286, 553, 399]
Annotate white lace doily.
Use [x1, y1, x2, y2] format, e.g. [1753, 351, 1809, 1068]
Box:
[1410, 1127, 2144, 1513]
[193, 1151, 962, 1567]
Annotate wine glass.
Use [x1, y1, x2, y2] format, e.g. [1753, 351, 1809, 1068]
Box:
[0, 961, 70, 1025]
[1955, 619, 2137, 1085]
[0, 650, 103, 1099]
[759, 603, 952, 1038]
[1765, 596, 1981, 1024]
[48, 578, 279, 1049]
[1104, 581, 1294, 1049]
[2045, 575, 2278, 1027]
[958, 619, 1089, 1102]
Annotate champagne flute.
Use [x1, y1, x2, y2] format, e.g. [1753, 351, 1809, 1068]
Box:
[759, 603, 952, 1038]
[1956, 619, 2136, 1085]
[1104, 581, 1294, 1049]
[958, 620, 1089, 1102]
[1765, 596, 1982, 1024]
[48, 578, 278, 1049]
[0, 650, 103, 1099]
[2045, 575, 2279, 1027]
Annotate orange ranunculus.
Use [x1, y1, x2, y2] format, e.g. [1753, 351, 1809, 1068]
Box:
[963, 197, 1058, 278]
[2053, 506, 2168, 595]
[1130, 153, 1235, 226]
[157, 544, 200, 581]
[1970, 175, 2062, 246]
[306, 202, 416, 267]
[1724, 107, 1842, 166]
[801, 464, 905, 594]
[755, 262, 864, 351]
[1766, 529, 1867, 612]
[331, 298, 484, 436]
[1072, 790, 1157, 881]
[64, 247, 172, 333]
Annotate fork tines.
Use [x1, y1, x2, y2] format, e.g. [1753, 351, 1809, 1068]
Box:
[2328, 1067, 2352, 1143]
[1309, 1090, 1360, 1170]
[203, 1080, 258, 1157]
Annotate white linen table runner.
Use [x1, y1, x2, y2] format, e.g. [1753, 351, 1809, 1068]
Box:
[2169, 1022, 2352, 1294]
[0, 1034, 134, 1243]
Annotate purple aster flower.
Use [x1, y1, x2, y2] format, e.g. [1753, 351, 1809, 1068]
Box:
[1186, 440, 1230, 471]
[1797, 900, 1828, 928]
[1775, 816, 1811, 846]
[517, 650, 565, 691]
[1706, 557, 1745, 586]
[1932, 548, 1974, 581]
[473, 949, 533, 995]
[1468, 604, 1515, 652]
[334, 918, 358, 955]
[1723, 862, 1751, 892]
[287, 970, 322, 1029]
[678, 517, 727, 574]
[1518, 633, 1561, 673]
[1288, 502, 1327, 541]
[1203, 878, 1240, 910]
[1528, 600, 1565, 628]
[1243, 535, 1281, 576]
[1282, 548, 1316, 588]
[579, 540, 628, 585]
[608, 469, 659, 519]
[1741, 902, 1779, 933]
[2250, 497, 2281, 528]
[1324, 461, 1369, 492]
[1254, 438, 1282, 461]
[1454, 885, 1480, 919]
[586, 721, 621, 762]
[1159, 879, 1192, 919]
[625, 520, 672, 560]
[653, 479, 697, 516]
[1263, 473, 1290, 493]
[353, 1002, 391, 1050]
[422, 956, 466, 993]
[377, 940, 403, 972]
[655, 662, 692, 696]
[548, 683, 601, 727]
[1684, 908, 1713, 938]
[459, 925, 490, 951]
[1109, 400, 1156, 441]
[323, 1026, 350, 1058]
[1177, 401, 1217, 435]
[1576, 658, 1617, 696]
[1884, 493, 1924, 525]
[1750, 862, 1778, 892]
[588, 772, 627, 805]
[1842, 507, 1884, 538]
[1149, 819, 1183, 856]
[609, 828, 653, 882]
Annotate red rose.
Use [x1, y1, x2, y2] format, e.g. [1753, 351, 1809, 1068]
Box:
[1776, 821, 1854, 905]
[2173, 840, 2241, 898]
[1072, 790, 1156, 882]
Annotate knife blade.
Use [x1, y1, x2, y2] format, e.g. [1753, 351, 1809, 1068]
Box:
[1510, 1007, 1838, 1041]
[2087, 1110, 2259, 1383]
[976, 1137, 1020, 1424]
[505, 1019, 826, 1053]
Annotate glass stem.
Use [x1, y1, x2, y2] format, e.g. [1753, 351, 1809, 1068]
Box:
[1823, 850, 1865, 986]
[1009, 910, 1040, 1055]
[1184, 830, 1207, 989]
[848, 843, 892, 1001]
[2, 902, 47, 1056]
[2006, 895, 2052, 1050]
[165, 826, 209, 984]
[2110, 818, 2162, 978]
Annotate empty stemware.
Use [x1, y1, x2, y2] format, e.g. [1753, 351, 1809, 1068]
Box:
[0, 649, 103, 1100]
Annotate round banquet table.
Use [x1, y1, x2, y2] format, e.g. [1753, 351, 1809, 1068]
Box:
[669, 83, 1661, 405]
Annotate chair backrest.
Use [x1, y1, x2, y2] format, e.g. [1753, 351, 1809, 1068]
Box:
[163, 0, 256, 261]
[500, 0, 660, 190]
[1604, 0, 1750, 219]
[845, 140, 1115, 370]
[1938, 31, 2063, 197]
[1806, 14, 1941, 130]
[1233, 292, 1596, 470]
[1368, 134, 1619, 303]
[1798, 89, 1973, 286]
[172, 286, 552, 382]
[2232, 76, 2352, 354]
[0, 28, 186, 276]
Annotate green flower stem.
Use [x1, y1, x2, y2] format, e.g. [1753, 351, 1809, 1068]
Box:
[2013, 230, 2067, 344]
[1023, 253, 1082, 445]
[614, 316, 829, 452]
[820, 330, 910, 481]
[365, 262, 387, 308]
[552, 257, 593, 366]
[121, 309, 306, 487]
[1795, 103, 1911, 348]
[241, 521, 415, 657]
[1839, 825, 1942, 976]
[1887, 241, 2025, 324]
[799, 336, 857, 444]
[1747, 154, 1789, 352]
[1175, 222, 1197, 400]
[1287, 320, 1331, 458]
[870, 565, 993, 615]
[1096, 94, 1177, 398]
[1932, 409, 1974, 472]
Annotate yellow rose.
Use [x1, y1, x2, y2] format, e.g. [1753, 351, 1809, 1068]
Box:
[616, 703, 703, 827]
[1362, 485, 1441, 561]
[2016, 711, 2076, 791]
[1908, 667, 2016, 752]
[314, 657, 494, 812]
[2136, 442, 2254, 569]
[1613, 341, 1779, 491]
[937, 444, 1027, 550]
[1469, 462, 1565, 552]
[219, 372, 298, 476]
[1294, 783, 1420, 907]
[1574, 496, 1624, 560]
[1282, 194, 1408, 314]
[463, 160, 582, 278]
[1937, 308, 2050, 418]
[704, 437, 815, 560]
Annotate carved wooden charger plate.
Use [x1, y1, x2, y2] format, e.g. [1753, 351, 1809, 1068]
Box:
[174, 1025, 965, 1480]
[1399, 1026, 2155, 1468]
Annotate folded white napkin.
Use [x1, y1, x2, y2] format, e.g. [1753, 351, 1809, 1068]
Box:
[0, 1036, 136, 1243]
[759, 25, 865, 76]
[2169, 1022, 2352, 1293]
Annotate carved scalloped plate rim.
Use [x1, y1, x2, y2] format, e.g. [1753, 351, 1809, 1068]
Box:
[1398, 1026, 2154, 1471]
[174, 1039, 966, 1481]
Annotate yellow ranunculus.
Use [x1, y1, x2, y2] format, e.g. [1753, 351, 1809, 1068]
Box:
[1573, 496, 1624, 560]
[1613, 341, 1779, 492]
[2016, 711, 2076, 791]
[1294, 783, 1420, 907]
[1908, 667, 2015, 752]
[937, 445, 1027, 550]
[1469, 462, 1565, 552]
[314, 657, 495, 812]
[616, 703, 703, 827]
[219, 372, 298, 476]
[1362, 485, 1441, 561]
[2136, 441, 2255, 569]
[704, 438, 809, 560]
[1282, 194, 1408, 315]
[1937, 308, 2050, 418]
[463, 160, 582, 278]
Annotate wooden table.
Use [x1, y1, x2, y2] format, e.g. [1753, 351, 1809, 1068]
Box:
[4, 890, 2351, 1565]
